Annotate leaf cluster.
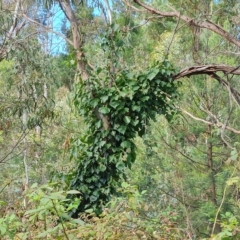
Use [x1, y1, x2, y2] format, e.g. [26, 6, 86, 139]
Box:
[70, 57, 179, 216]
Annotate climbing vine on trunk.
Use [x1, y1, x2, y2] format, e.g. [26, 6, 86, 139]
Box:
[69, 25, 180, 216]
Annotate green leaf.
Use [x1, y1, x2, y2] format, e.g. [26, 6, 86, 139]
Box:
[25, 207, 46, 215]
[121, 182, 129, 188]
[99, 107, 110, 114]
[121, 140, 132, 148]
[116, 161, 125, 171]
[90, 98, 99, 108]
[226, 177, 240, 186]
[66, 190, 81, 195]
[98, 140, 106, 147]
[141, 96, 150, 101]
[147, 69, 159, 80]
[132, 105, 141, 112]
[30, 183, 38, 189]
[48, 192, 65, 200]
[104, 232, 112, 239]
[100, 96, 108, 103]
[96, 67, 102, 74]
[231, 149, 238, 161]
[109, 101, 119, 109]
[0, 201, 6, 206]
[132, 119, 139, 126]
[120, 91, 128, 97]
[117, 125, 127, 134]
[0, 225, 7, 235]
[90, 194, 98, 202]
[96, 120, 102, 129]
[126, 72, 134, 79]
[124, 116, 131, 124]
[71, 218, 85, 226]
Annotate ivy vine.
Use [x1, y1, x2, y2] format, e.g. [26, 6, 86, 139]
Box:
[68, 25, 180, 216]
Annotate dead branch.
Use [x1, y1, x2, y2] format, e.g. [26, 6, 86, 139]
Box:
[173, 65, 240, 79]
[181, 108, 240, 135]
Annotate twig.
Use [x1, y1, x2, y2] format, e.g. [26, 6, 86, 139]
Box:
[0, 131, 29, 163]
[51, 199, 70, 240]
[180, 108, 240, 135]
[22, 14, 74, 46]
[211, 168, 236, 235]
[166, 2, 182, 56]
[220, 85, 233, 149]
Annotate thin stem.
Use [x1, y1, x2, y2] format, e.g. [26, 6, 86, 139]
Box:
[211, 168, 236, 235]
[51, 200, 70, 240]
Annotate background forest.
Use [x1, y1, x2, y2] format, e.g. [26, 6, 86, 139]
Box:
[1, 0, 240, 239]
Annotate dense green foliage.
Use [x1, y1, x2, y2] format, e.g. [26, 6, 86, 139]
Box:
[69, 25, 179, 215]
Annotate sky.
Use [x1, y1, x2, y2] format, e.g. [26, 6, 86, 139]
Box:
[48, 1, 109, 55]
[49, 4, 69, 55]
[46, 0, 115, 55]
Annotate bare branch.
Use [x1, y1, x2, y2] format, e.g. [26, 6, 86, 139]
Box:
[180, 108, 240, 135]
[173, 65, 240, 79]
[22, 14, 74, 46]
[0, 131, 29, 164]
[173, 65, 240, 107]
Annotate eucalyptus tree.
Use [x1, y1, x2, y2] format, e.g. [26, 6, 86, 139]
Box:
[0, 0, 68, 205]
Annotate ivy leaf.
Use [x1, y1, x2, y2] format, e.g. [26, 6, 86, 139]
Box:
[109, 101, 119, 109]
[117, 125, 127, 134]
[100, 96, 108, 103]
[99, 164, 106, 172]
[126, 72, 134, 79]
[96, 120, 102, 129]
[99, 107, 110, 114]
[131, 119, 139, 126]
[98, 140, 106, 147]
[90, 98, 99, 108]
[132, 105, 141, 112]
[147, 69, 159, 80]
[141, 96, 150, 102]
[124, 116, 131, 124]
[120, 91, 128, 97]
[116, 161, 125, 171]
[121, 140, 132, 148]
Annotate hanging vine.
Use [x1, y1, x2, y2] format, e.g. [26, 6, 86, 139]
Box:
[68, 25, 180, 216]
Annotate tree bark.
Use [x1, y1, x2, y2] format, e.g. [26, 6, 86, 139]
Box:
[57, 0, 110, 129]
[58, 0, 88, 81]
